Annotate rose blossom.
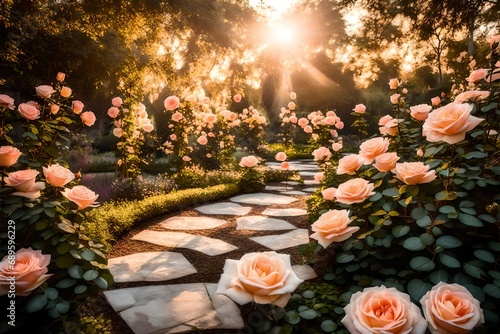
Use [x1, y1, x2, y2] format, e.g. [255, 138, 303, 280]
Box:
[289, 92, 297, 100]
[379, 118, 401, 136]
[171, 111, 183, 122]
[342, 286, 427, 334]
[18, 103, 40, 120]
[332, 142, 343, 152]
[107, 107, 120, 118]
[56, 72, 66, 81]
[454, 90, 490, 104]
[81, 111, 96, 126]
[310, 209, 359, 248]
[420, 282, 484, 334]
[303, 125, 313, 133]
[5, 169, 39, 192]
[334, 178, 375, 204]
[417, 148, 424, 157]
[35, 85, 56, 98]
[323, 116, 336, 125]
[62, 185, 98, 210]
[466, 68, 489, 83]
[393, 162, 436, 185]
[373, 152, 400, 172]
[431, 96, 441, 107]
[72, 100, 84, 114]
[233, 93, 242, 103]
[197, 135, 208, 145]
[289, 115, 297, 123]
[163, 95, 179, 111]
[389, 78, 400, 89]
[182, 156, 191, 162]
[50, 104, 60, 114]
[43, 164, 75, 187]
[322, 187, 337, 201]
[0, 94, 15, 110]
[143, 123, 153, 132]
[335, 121, 345, 129]
[298, 118, 309, 127]
[312, 147, 332, 162]
[410, 104, 432, 121]
[359, 137, 390, 164]
[353, 104, 366, 114]
[239, 155, 259, 168]
[60, 86, 72, 98]
[203, 113, 217, 124]
[337, 154, 364, 175]
[111, 96, 123, 107]
[216, 251, 303, 307]
[378, 114, 393, 126]
[113, 128, 123, 138]
[0, 248, 52, 296]
[422, 102, 484, 144]
[390, 93, 400, 104]
[275, 152, 287, 162]
[281, 161, 290, 170]
[0, 146, 22, 167]
[169, 134, 177, 141]
[314, 172, 324, 182]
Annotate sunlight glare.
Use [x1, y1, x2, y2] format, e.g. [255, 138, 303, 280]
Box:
[269, 21, 296, 46]
[250, 0, 298, 19]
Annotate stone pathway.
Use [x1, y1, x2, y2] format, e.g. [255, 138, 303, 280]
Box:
[104, 159, 321, 334]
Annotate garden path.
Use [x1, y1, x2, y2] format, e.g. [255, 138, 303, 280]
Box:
[102, 160, 321, 334]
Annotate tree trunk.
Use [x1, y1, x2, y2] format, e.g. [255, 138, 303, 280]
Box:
[468, 16, 475, 56]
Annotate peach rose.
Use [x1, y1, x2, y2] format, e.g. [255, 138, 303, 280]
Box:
[466, 68, 489, 83]
[43, 164, 75, 187]
[420, 282, 484, 334]
[298, 118, 309, 127]
[289, 115, 297, 123]
[275, 152, 287, 162]
[171, 111, 183, 122]
[18, 103, 40, 120]
[393, 162, 436, 185]
[5, 169, 39, 192]
[182, 156, 191, 162]
[422, 102, 484, 144]
[378, 115, 393, 127]
[390, 93, 400, 104]
[164, 96, 180, 110]
[335, 121, 345, 129]
[169, 134, 177, 141]
[373, 152, 399, 172]
[287, 101, 296, 110]
[342, 286, 427, 334]
[197, 135, 208, 145]
[35, 85, 55, 98]
[0, 94, 15, 110]
[203, 113, 217, 124]
[410, 104, 432, 121]
[335, 178, 375, 204]
[312, 146, 332, 162]
[417, 148, 424, 157]
[113, 128, 123, 138]
[311, 209, 359, 248]
[337, 154, 364, 175]
[289, 92, 296, 100]
[379, 118, 401, 136]
[454, 91, 490, 104]
[322, 187, 337, 201]
[143, 123, 154, 133]
[359, 137, 390, 164]
[50, 104, 60, 114]
[323, 115, 336, 125]
[72, 100, 84, 114]
[81, 111, 96, 126]
[332, 142, 343, 152]
[353, 104, 366, 114]
[56, 72, 66, 81]
[281, 161, 290, 170]
[112, 96, 123, 107]
[0, 248, 52, 296]
[107, 106, 120, 118]
[389, 78, 400, 89]
[303, 125, 313, 133]
[431, 96, 441, 107]
[233, 93, 242, 103]
[216, 251, 303, 307]
[0, 146, 22, 167]
[60, 86, 72, 98]
[61, 185, 99, 210]
[239, 155, 259, 168]
[314, 172, 324, 182]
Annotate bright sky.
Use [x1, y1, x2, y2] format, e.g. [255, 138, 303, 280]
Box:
[249, 0, 299, 19]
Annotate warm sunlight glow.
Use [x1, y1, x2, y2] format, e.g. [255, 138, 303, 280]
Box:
[250, 0, 298, 18]
[269, 21, 296, 46]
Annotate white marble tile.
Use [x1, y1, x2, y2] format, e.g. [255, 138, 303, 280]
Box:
[302, 187, 320, 193]
[262, 208, 308, 216]
[292, 265, 318, 281]
[250, 229, 310, 250]
[159, 216, 227, 230]
[108, 252, 197, 283]
[236, 216, 296, 231]
[281, 190, 308, 195]
[195, 202, 252, 216]
[265, 185, 288, 191]
[205, 283, 245, 329]
[230, 193, 297, 206]
[303, 179, 321, 185]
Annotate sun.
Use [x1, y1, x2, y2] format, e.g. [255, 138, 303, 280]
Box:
[250, 0, 298, 19]
[269, 21, 296, 46]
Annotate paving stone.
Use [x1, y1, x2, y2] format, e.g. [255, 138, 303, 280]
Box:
[160, 216, 227, 230]
[299, 171, 319, 177]
[236, 216, 296, 231]
[132, 230, 238, 256]
[195, 202, 252, 216]
[281, 190, 308, 195]
[108, 252, 197, 283]
[303, 179, 321, 185]
[302, 187, 320, 193]
[250, 229, 310, 250]
[262, 208, 308, 216]
[264, 185, 288, 191]
[292, 265, 318, 281]
[280, 181, 300, 185]
[104, 283, 243, 334]
[230, 193, 297, 206]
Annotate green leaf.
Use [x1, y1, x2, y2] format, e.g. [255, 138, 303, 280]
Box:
[94, 276, 109, 289]
[474, 250, 495, 263]
[336, 253, 355, 263]
[420, 233, 434, 246]
[430, 270, 449, 285]
[83, 270, 99, 281]
[463, 261, 485, 279]
[26, 294, 48, 313]
[436, 235, 463, 249]
[439, 252, 461, 268]
[403, 237, 425, 251]
[44, 287, 58, 300]
[321, 320, 337, 333]
[81, 249, 96, 261]
[458, 213, 483, 227]
[284, 311, 300, 325]
[56, 301, 70, 314]
[55, 279, 76, 289]
[392, 225, 410, 238]
[299, 309, 317, 320]
[439, 205, 457, 214]
[407, 279, 432, 302]
[57, 242, 71, 254]
[74, 285, 88, 294]
[484, 284, 500, 299]
[382, 188, 400, 197]
[411, 207, 429, 220]
[68, 265, 83, 279]
[410, 256, 435, 271]
[464, 151, 488, 159]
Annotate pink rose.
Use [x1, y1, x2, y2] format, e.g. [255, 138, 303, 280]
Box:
[420, 282, 484, 334]
[81, 111, 96, 126]
[171, 111, 183, 122]
[280, 161, 290, 170]
[216, 251, 303, 307]
[378, 114, 393, 126]
[323, 116, 336, 126]
[0, 248, 52, 296]
[390, 93, 400, 104]
[143, 123, 154, 133]
[50, 104, 59, 114]
[310, 209, 359, 248]
[379, 118, 401, 136]
[289, 92, 296, 100]
[312, 147, 332, 162]
[314, 172, 324, 182]
[239, 155, 259, 168]
[393, 162, 436, 185]
[164, 96, 180, 111]
[359, 137, 390, 164]
[388, 78, 400, 89]
[112, 97, 123, 107]
[182, 156, 191, 162]
[417, 148, 424, 157]
[275, 152, 287, 162]
[170, 134, 177, 141]
[43, 164, 75, 187]
[18, 103, 40, 120]
[287, 101, 296, 110]
[431, 96, 441, 107]
[113, 128, 123, 138]
[335, 121, 345, 129]
[342, 286, 427, 334]
[373, 152, 399, 172]
[197, 135, 208, 145]
[322, 187, 337, 201]
[422, 102, 484, 144]
[289, 116, 297, 123]
[233, 93, 242, 103]
[0, 94, 15, 110]
[335, 178, 375, 204]
[107, 107, 119, 118]
[62, 185, 99, 210]
[204, 113, 217, 124]
[0, 146, 22, 167]
[35, 85, 55, 98]
[5, 169, 39, 192]
[454, 91, 490, 104]
[466, 68, 489, 83]
[298, 118, 309, 127]
[332, 142, 343, 152]
[72, 100, 84, 114]
[56, 72, 66, 81]
[352, 104, 366, 114]
[337, 154, 364, 175]
[410, 104, 432, 121]
[303, 125, 313, 133]
[60, 86, 72, 98]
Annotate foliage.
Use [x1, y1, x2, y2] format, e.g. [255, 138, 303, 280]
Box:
[110, 174, 175, 201]
[173, 165, 241, 190]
